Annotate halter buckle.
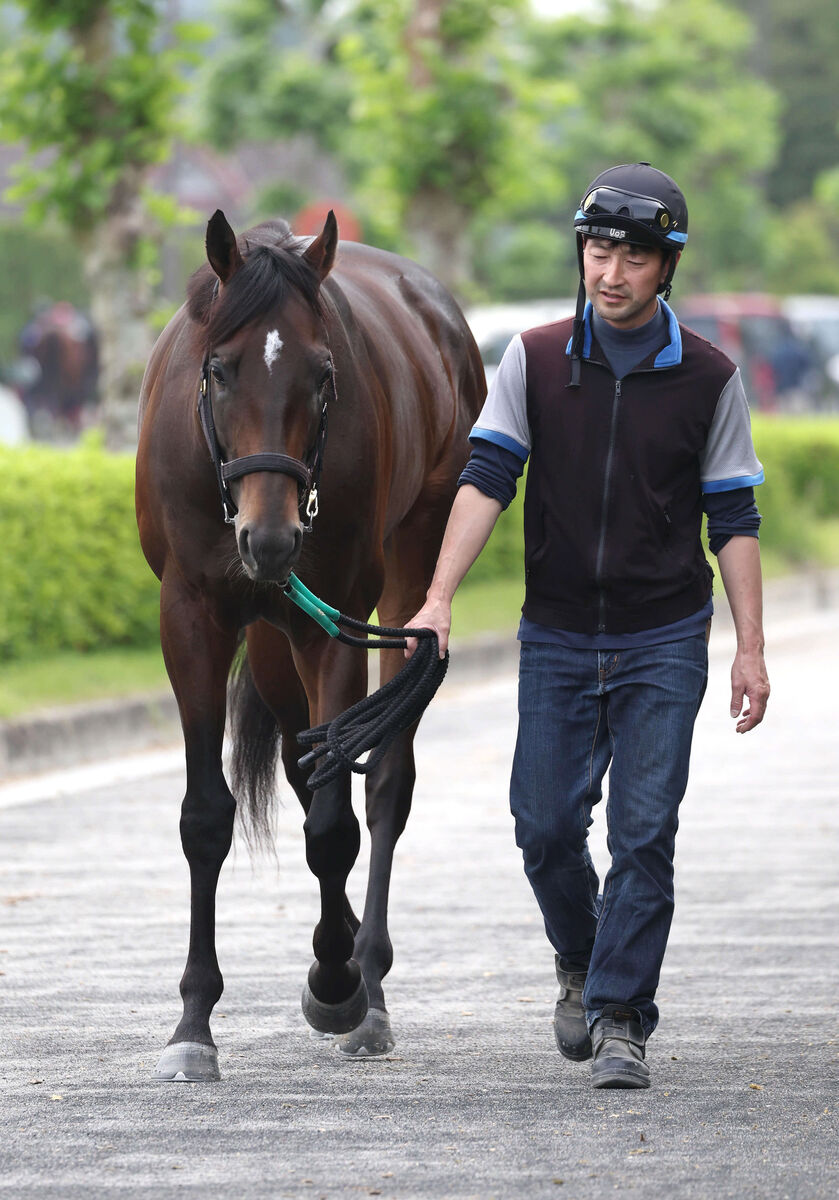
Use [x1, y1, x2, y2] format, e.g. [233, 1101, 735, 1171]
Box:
[302, 486, 319, 533]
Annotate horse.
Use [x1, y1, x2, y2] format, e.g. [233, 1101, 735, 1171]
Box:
[19, 301, 98, 436]
[135, 209, 485, 1080]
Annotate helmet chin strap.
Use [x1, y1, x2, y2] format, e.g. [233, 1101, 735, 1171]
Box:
[568, 277, 587, 389]
[660, 246, 681, 300]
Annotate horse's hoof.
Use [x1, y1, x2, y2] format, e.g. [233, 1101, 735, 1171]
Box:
[301, 973, 369, 1035]
[154, 1041, 220, 1082]
[335, 1008, 395, 1057]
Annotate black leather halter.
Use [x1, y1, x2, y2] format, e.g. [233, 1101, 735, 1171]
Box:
[197, 358, 331, 531]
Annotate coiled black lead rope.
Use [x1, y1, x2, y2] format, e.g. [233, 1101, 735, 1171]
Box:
[283, 574, 448, 789]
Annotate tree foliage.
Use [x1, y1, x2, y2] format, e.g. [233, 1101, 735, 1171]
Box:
[0, 1, 210, 440]
[730, 0, 839, 208]
[0, 1, 207, 236]
[527, 0, 779, 293]
[197, 0, 352, 157]
[191, 0, 785, 298]
[765, 169, 839, 295]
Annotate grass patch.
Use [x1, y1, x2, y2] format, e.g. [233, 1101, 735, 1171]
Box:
[451, 576, 523, 639]
[0, 581, 525, 720]
[0, 644, 168, 720]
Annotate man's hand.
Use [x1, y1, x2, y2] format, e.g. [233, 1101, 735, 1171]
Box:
[729, 647, 770, 733]
[401, 486, 503, 661]
[404, 598, 451, 660]
[717, 536, 769, 734]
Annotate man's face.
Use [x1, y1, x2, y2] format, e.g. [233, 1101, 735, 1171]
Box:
[582, 237, 670, 329]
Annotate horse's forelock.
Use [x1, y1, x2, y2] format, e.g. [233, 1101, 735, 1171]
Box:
[186, 240, 325, 351]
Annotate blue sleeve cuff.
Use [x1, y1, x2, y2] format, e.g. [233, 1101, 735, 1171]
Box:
[469, 426, 529, 463]
[702, 470, 765, 493]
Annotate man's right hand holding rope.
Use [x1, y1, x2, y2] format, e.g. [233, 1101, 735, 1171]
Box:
[404, 485, 503, 661]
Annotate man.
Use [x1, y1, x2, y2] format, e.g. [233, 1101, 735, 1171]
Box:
[407, 163, 770, 1090]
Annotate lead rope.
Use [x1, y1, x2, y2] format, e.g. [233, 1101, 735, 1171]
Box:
[283, 573, 448, 789]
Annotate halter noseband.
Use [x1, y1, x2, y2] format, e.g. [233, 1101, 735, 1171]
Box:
[197, 357, 331, 532]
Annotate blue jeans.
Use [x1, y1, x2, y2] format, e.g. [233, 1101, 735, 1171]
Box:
[510, 635, 708, 1037]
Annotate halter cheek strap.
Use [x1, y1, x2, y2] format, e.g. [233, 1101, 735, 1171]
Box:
[197, 360, 330, 529]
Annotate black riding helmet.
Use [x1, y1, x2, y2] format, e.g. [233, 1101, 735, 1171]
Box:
[568, 162, 688, 386]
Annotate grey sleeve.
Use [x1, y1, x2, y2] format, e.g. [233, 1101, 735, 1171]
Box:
[469, 334, 530, 461]
[700, 367, 765, 493]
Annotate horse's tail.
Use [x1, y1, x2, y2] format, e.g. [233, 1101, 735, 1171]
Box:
[228, 647, 281, 849]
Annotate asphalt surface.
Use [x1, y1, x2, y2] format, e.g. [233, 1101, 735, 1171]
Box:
[0, 605, 838, 1198]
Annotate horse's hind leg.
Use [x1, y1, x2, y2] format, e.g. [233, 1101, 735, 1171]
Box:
[154, 574, 238, 1083]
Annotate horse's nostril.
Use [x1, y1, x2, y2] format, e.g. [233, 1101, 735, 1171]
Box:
[238, 524, 302, 580]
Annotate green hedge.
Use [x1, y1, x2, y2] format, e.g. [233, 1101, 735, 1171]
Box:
[0, 437, 159, 661]
[749, 416, 839, 565]
[0, 417, 837, 661]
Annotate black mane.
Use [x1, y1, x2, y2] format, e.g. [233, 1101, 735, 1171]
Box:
[187, 222, 325, 349]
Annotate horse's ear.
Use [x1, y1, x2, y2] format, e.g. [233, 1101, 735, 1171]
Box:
[303, 210, 338, 282]
[206, 209, 244, 285]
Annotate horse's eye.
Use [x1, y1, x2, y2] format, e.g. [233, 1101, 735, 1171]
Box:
[318, 365, 333, 393]
[210, 363, 225, 384]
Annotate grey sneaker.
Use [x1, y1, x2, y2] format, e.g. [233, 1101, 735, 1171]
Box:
[553, 955, 592, 1061]
[590, 1004, 650, 1089]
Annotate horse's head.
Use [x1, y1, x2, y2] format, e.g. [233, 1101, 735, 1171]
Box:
[196, 209, 338, 583]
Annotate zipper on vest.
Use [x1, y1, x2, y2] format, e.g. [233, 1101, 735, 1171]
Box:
[595, 378, 622, 633]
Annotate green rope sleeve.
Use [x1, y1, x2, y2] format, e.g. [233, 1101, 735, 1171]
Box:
[283, 572, 341, 637]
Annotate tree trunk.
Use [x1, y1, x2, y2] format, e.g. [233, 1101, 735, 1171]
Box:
[405, 188, 472, 298]
[74, 12, 153, 449]
[81, 184, 154, 449]
[402, 1, 473, 297]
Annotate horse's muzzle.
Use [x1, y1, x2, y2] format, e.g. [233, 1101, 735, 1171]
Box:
[237, 522, 302, 582]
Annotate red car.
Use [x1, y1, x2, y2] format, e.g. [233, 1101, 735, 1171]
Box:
[675, 293, 816, 411]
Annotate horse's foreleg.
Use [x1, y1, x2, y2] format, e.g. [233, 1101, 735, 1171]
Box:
[245, 621, 362, 939]
[336, 715, 416, 1058]
[299, 772, 368, 1033]
[292, 637, 369, 1035]
[154, 578, 238, 1082]
[279, 738, 362, 940]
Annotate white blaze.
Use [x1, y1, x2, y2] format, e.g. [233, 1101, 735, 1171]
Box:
[264, 329, 283, 373]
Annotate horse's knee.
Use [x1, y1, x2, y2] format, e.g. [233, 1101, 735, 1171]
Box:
[179, 785, 236, 866]
[303, 793, 360, 878]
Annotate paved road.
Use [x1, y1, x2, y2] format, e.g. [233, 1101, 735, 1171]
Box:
[1, 612, 838, 1199]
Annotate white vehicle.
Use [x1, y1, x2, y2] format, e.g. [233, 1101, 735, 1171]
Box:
[0, 382, 28, 446]
[466, 299, 577, 386]
[781, 294, 839, 399]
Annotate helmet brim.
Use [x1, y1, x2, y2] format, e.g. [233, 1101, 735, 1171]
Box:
[574, 211, 683, 251]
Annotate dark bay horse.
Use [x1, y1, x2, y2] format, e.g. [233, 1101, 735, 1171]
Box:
[135, 210, 485, 1080]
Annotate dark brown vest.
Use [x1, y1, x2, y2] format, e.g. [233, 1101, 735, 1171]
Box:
[521, 317, 733, 634]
